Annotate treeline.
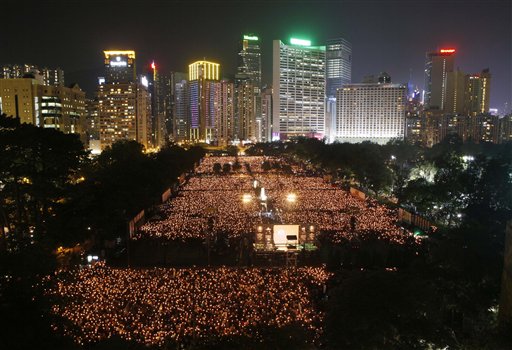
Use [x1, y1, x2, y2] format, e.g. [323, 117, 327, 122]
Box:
[247, 136, 512, 349]
[0, 114, 205, 251]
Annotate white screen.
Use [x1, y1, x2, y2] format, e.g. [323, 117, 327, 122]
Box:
[273, 225, 299, 246]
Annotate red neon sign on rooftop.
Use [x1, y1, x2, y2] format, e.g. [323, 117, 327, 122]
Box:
[440, 48, 456, 53]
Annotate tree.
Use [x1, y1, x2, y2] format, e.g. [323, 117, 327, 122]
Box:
[0, 120, 87, 244]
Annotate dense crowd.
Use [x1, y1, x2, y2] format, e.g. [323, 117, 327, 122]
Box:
[136, 156, 415, 245]
[136, 175, 262, 240]
[45, 263, 330, 346]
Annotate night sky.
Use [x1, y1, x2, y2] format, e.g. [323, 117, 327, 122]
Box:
[3, 0, 511, 111]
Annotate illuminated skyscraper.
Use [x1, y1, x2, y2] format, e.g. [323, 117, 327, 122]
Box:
[326, 37, 352, 98]
[336, 82, 406, 144]
[424, 48, 455, 111]
[235, 74, 256, 142]
[464, 68, 491, 116]
[325, 37, 352, 142]
[148, 61, 171, 148]
[98, 50, 152, 150]
[188, 60, 220, 142]
[238, 34, 262, 141]
[261, 86, 273, 142]
[238, 34, 261, 91]
[272, 38, 326, 139]
[215, 79, 235, 145]
[104, 50, 136, 83]
[170, 72, 189, 142]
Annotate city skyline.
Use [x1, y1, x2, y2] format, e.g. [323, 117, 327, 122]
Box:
[2, 0, 510, 112]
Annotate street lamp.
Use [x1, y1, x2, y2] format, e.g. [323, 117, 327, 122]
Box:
[286, 193, 297, 203]
[242, 194, 252, 203]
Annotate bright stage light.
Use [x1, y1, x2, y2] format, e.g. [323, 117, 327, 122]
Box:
[286, 193, 297, 203]
[242, 194, 252, 203]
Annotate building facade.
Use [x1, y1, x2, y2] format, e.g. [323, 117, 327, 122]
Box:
[424, 48, 455, 111]
[465, 69, 491, 116]
[237, 34, 262, 142]
[104, 50, 136, 84]
[2, 64, 64, 86]
[188, 60, 220, 142]
[0, 78, 86, 143]
[234, 74, 256, 142]
[170, 72, 189, 142]
[215, 79, 235, 145]
[272, 39, 326, 139]
[325, 37, 352, 142]
[97, 50, 152, 150]
[149, 61, 171, 148]
[336, 82, 406, 144]
[261, 86, 273, 142]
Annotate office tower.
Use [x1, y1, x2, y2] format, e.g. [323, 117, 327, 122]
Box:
[465, 68, 491, 116]
[325, 37, 352, 142]
[238, 34, 261, 91]
[445, 68, 466, 114]
[170, 72, 189, 142]
[149, 61, 171, 148]
[85, 98, 100, 153]
[104, 50, 136, 83]
[272, 38, 326, 139]
[336, 81, 406, 144]
[215, 79, 235, 145]
[326, 37, 352, 98]
[2, 64, 64, 86]
[188, 60, 220, 142]
[0, 78, 86, 142]
[326, 38, 352, 143]
[238, 34, 262, 141]
[234, 74, 256, 142]
[98, 50, 152, 150]
[261, 86, 273, 142]
[424, 48, 455, 111]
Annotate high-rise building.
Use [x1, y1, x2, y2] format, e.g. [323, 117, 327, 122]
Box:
[238, 34, 261, 91]
[234, 74, 256, 142]
[85, 97, 100, 153]
[148, 61, 171, 148]
[0, 78, 86, 143]
[445, 68, 466, 114]
[170, 72, 189, 142]
[465, 69, 491, 116]
[97, 50, 152, 150]
[261, 86, 273, 142]
[2, 64, 64, 86]
[188, 60, 220, 142]
[424, 48, 455, 111]
[325, 37, 352, 143]
[272, 38, 326, 139]
[214, 79, 235, 145]
[97, 78, 152, 150]
[238, 34, 262, 141]
[326, 37, 352, 98]
[104, 50, 136, 84]
[336, 82, 406, 144]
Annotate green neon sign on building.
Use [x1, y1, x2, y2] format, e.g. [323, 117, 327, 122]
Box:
[290, 38, 311, 46]
[243, 35, 259, 41]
